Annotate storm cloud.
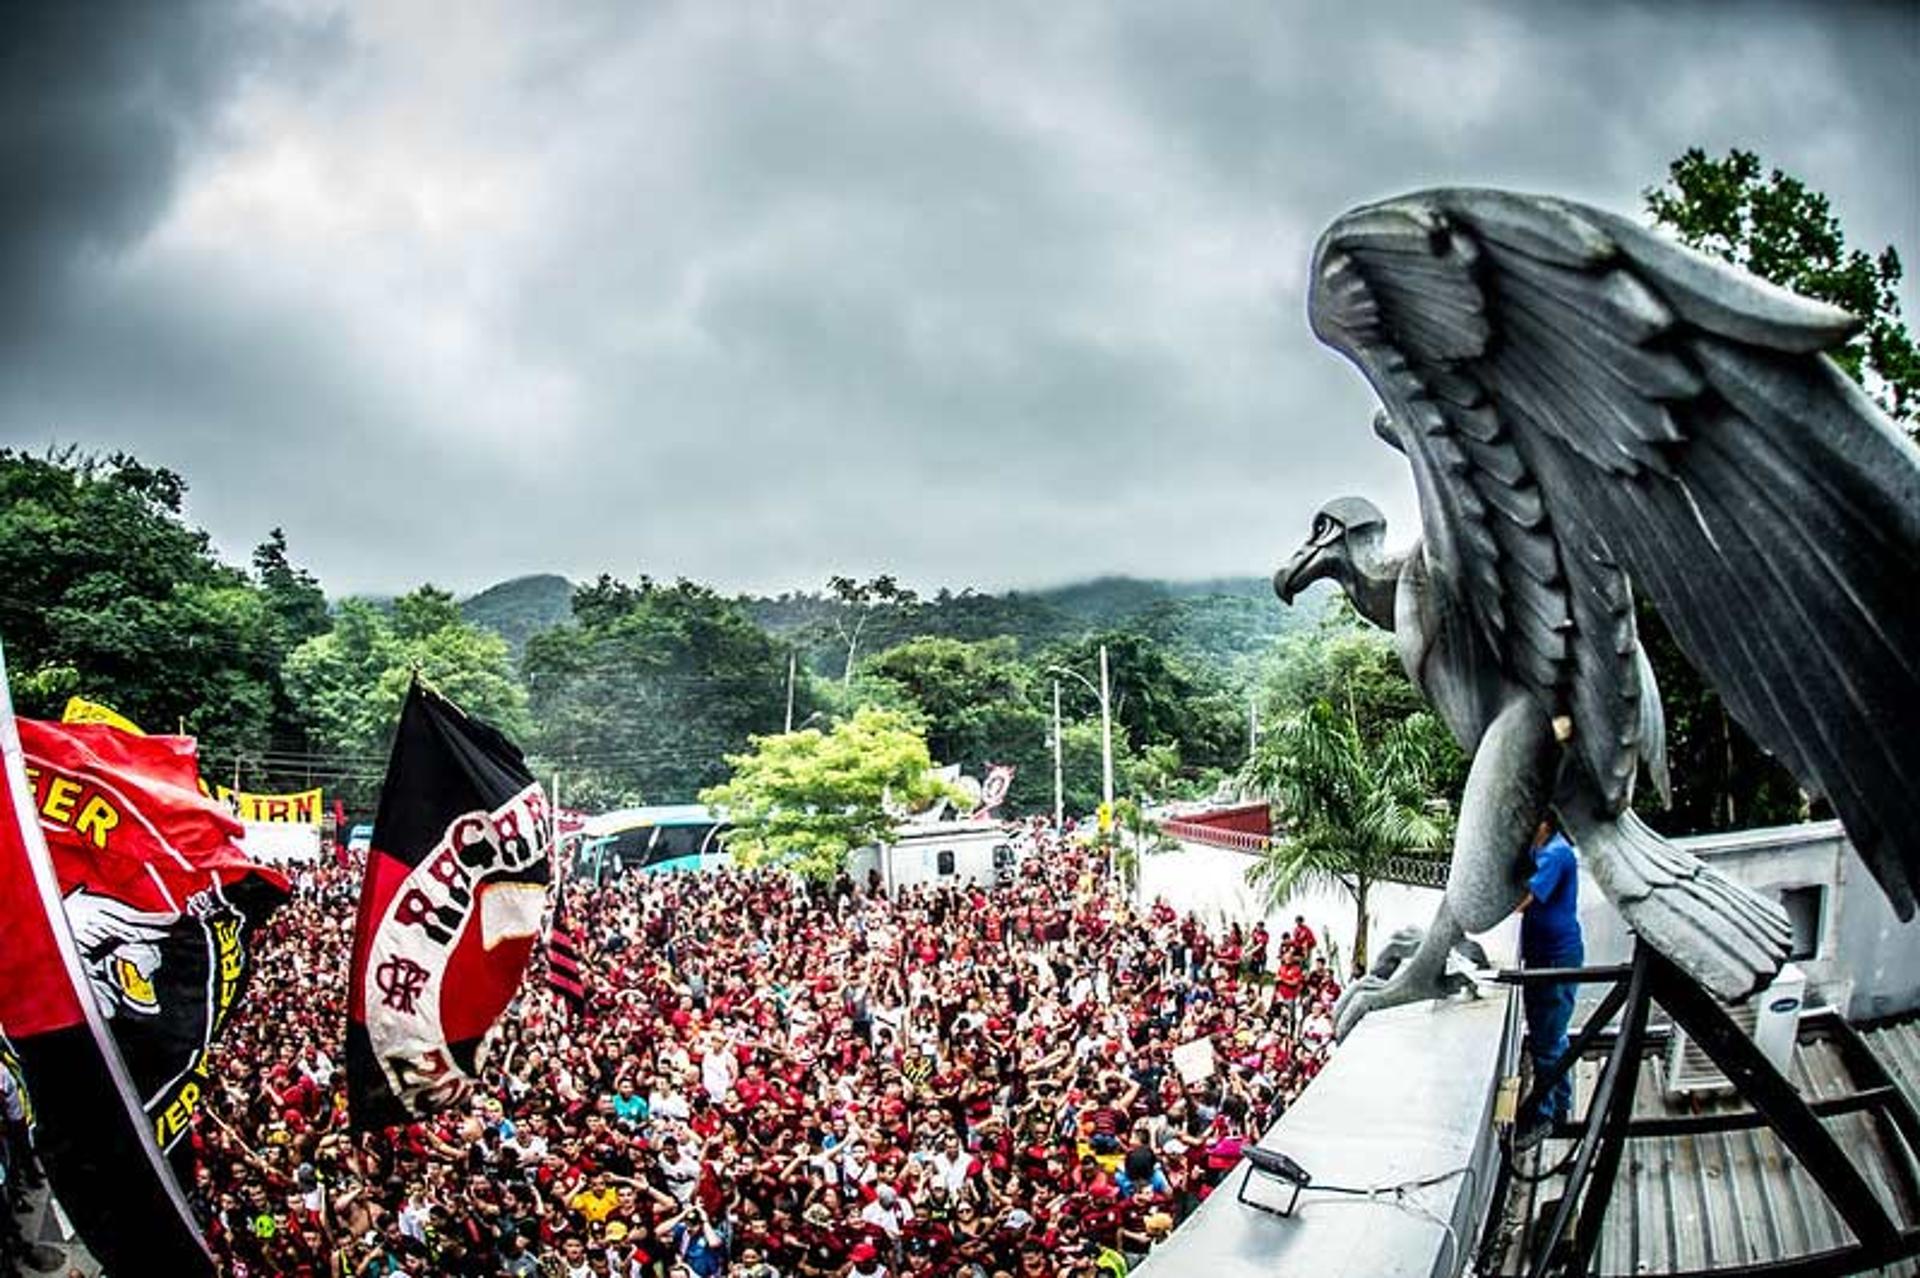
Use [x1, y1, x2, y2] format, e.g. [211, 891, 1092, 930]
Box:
[2, 1, 1914, 596]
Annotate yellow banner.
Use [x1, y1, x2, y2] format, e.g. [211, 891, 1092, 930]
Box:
[61, 696, 145, 735]
[62, 696, 322, 823]
[218, 786, 324, 825]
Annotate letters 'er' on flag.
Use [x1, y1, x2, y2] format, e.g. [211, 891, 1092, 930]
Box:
[19, 719, 291, 1167]
[348, 680, 550, 1129]
[0, 648, 289, 1277]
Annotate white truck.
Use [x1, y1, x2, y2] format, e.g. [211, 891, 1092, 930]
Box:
[847, 820, 1020, 895]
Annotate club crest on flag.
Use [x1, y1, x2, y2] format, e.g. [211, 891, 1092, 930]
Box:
[347, 679, 552, 1128]
[359, 781, 549, 1112]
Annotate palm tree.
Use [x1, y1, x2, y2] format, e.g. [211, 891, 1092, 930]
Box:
[1242, 700, 1454, 973]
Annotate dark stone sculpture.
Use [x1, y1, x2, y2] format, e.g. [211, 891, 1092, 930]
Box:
[1273, 189, 1920, 1036]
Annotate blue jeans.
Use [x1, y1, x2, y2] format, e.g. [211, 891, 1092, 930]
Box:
[1523, 944, 1583, 1125]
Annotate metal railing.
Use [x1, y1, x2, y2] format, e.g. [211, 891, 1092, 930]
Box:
[1153, 819, 1453, 889]
[1157, 819, 1271, 854]
[1377, 853, 1452, 889]
[1487, 950, 1920, 1277]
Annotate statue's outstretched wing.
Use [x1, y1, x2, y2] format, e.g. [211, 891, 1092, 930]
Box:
[1309, 188, 1920, 917]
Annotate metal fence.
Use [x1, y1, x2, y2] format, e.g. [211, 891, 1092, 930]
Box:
[1376, 853, 1451, 889]
[1153, 819, 1452, 889]
[1157, 819, 1270, 855]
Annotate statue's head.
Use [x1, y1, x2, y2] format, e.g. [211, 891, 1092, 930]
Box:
[1274, 495, 1387, 604]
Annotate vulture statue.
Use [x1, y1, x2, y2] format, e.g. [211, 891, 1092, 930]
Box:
[1271, 188, 1920, 1036]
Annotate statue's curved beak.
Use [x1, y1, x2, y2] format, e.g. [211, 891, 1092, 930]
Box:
[1274, 540, 1326, 605]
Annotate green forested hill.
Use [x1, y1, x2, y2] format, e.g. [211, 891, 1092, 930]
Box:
[461, 571, 1303, 675]
[460, 574, 573, 655]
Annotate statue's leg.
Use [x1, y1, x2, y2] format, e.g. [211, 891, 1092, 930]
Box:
[1447, 694, 1556, 934]
[1334, 898, 1465, 1039]
[1335, 695, 1554, 1040]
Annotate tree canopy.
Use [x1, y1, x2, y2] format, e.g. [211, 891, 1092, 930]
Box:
[700, 706, 958, 882]
[1647, 147, 1917, 434]
[284, 588, 528, 803]
[522, 577, 800, 810]
[1638, 147, 1916, 835]
[0, 449, 317, 770]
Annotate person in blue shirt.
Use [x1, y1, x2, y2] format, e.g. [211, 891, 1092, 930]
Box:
[1516, 820, 1583, 1146]
[610, 1076, 649, 1128]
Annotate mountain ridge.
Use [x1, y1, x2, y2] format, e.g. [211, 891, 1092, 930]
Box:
[452, 571, 1305, 672]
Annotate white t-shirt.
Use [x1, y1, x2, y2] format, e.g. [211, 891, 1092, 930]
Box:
[701, 1047, 738, 1102]
[650, 1088, 691, 1123]
[926, 1149, 974, 1194]
[659, 1149, 701, 1203]
[859, 1195, 912, 1238]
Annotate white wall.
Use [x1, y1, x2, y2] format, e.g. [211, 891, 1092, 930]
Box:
[1137, 838, 1519, 974]
[1576, 820, 1920, 1021]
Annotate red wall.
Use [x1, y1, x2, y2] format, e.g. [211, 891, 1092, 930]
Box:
[1173, 802, 1270, 839]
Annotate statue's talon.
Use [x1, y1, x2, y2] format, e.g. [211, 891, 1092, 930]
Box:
[1334, 966, 1434, 1040]
[1333, 986, 1378, 1042]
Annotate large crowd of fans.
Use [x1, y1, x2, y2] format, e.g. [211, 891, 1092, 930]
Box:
[136, 825, 1340, 1276]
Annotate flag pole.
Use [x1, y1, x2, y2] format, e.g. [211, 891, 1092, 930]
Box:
[551, 770, 564, 890]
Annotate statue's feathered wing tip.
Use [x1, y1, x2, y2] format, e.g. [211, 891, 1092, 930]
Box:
[1571, 809, 1791, 1002]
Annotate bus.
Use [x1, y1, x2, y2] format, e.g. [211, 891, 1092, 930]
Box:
[574, 805, 730, 879]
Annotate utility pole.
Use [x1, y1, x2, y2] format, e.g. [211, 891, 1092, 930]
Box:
[1047, 650, 1116, 842]
[784, 651, 797, 733]
[1052, 679, 1064, 831]
[1248, 689, 1260, 762]
[1098, 642, 1114, 827]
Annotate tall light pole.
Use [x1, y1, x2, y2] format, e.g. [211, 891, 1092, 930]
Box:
[1048, 643, 1114, 833]
[1098, 643, 1114, 825]
[1051, 679, 1064, 830]
[784, 651, 797, 732]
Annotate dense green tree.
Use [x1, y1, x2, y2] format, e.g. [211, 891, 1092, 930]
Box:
[1132, 593, 1304, 677]
[1255, 601, 1452, 759]
[1638, 148, 1917, 836]
[250, 526, 333, 763]
[1243, 702, 1456, 971]
[1045, 632, 1244, 780]
[1054, 718, 1133, 823]
[702, 706, 959, 882]
[856, 634, 1216, 817]
[251, 528, 331, 651]
[865, 637, 1028, 761]
[392, 584, 465, 641]
[0, 449, 293, 768]
[1647, 147, 1917, 432]
[863, 636, 1058, 813]
[522, 576, 799, 809]
[285, 588, 528, 803]
[1123, 742, 1189, 805]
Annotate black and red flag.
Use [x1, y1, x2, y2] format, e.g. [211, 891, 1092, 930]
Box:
[347, 679, 550, 1129]
[0, 650, 288, 1277]
[546, 890, 586, 1019]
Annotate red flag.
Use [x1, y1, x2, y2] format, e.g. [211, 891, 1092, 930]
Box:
[347, 680, 550, 1128]
[16, 721, 289, 1159]
[19, 722, 280, 927]
[0, 661, 269, 1275]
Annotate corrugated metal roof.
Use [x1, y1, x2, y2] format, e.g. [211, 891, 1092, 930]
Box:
[1866, 1017, 1920, 1121]
[1495, 1014, 1920, 1276]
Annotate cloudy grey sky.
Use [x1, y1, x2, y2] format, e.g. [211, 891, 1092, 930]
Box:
[4, 0, 1916, 597]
